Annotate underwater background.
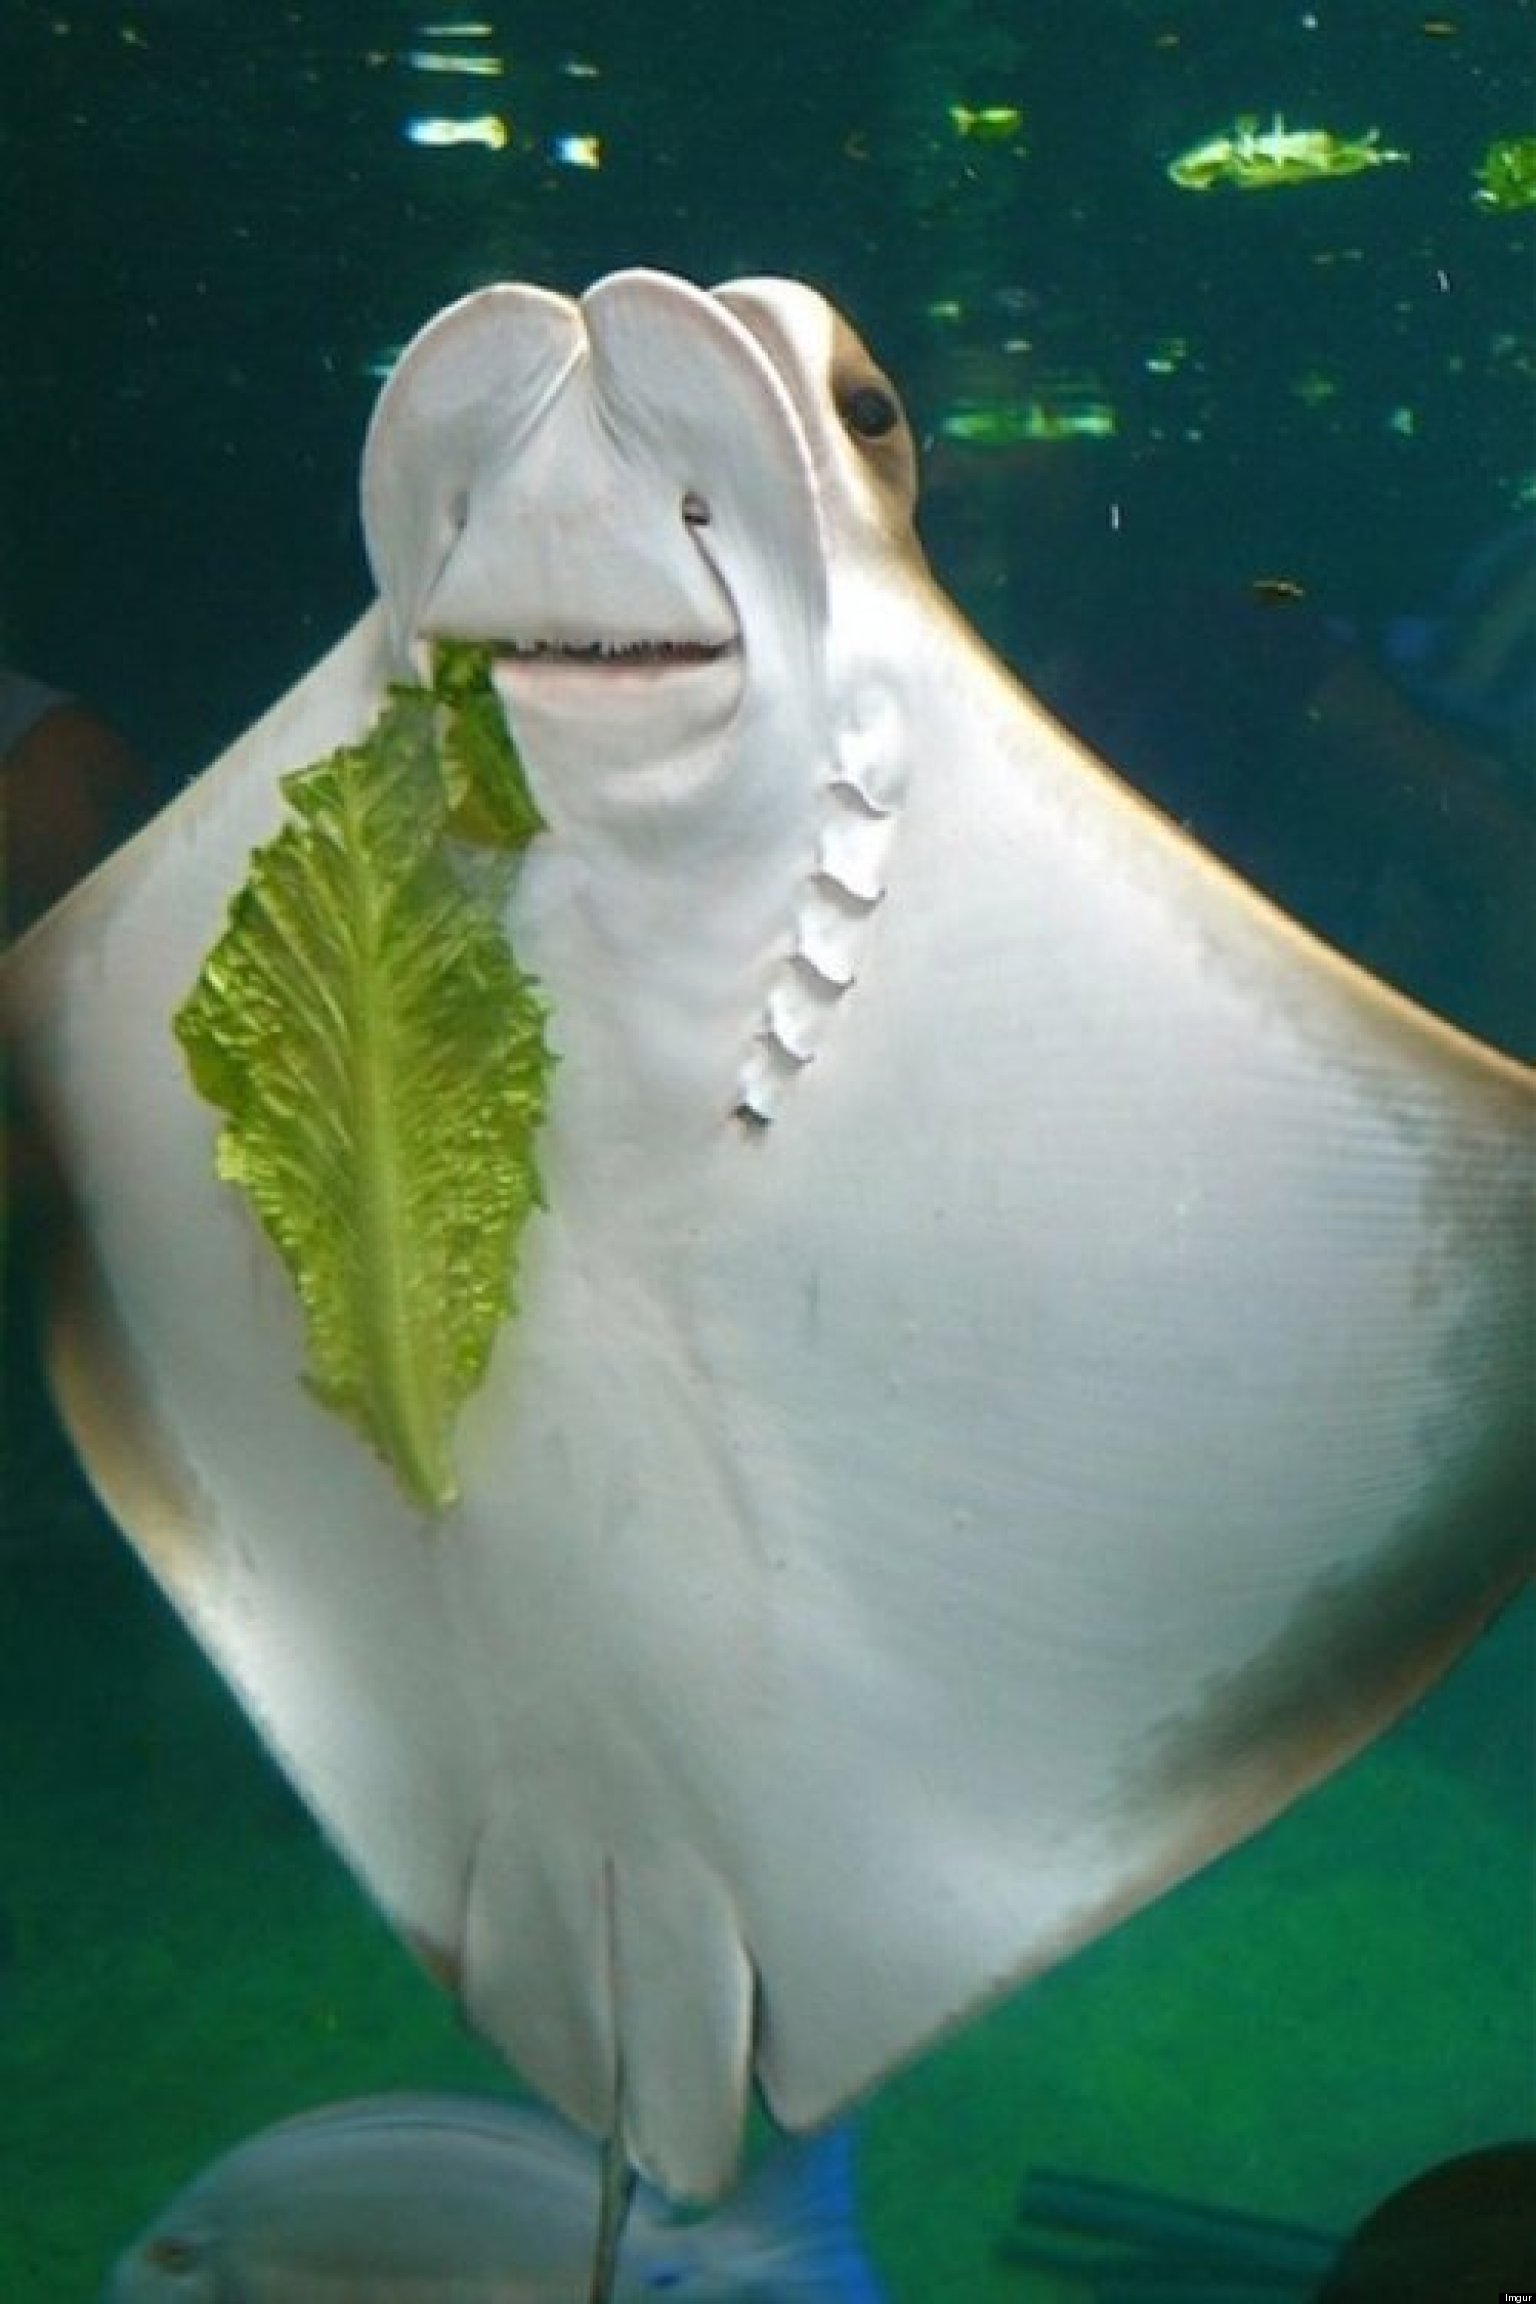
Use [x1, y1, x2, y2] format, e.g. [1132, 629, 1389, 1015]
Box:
[1, 0, 1532, 2294]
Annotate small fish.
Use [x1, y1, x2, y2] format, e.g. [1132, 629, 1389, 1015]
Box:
[103, 2094, 886, 2303]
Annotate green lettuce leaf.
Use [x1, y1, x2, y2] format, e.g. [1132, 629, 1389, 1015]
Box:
[433, 639, 547, 851]
[175, 653, 550, 1511]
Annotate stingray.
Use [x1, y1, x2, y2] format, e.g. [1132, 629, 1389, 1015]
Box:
[5, 274, 1532, 2249]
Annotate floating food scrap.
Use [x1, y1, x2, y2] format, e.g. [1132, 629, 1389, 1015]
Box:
[1251, 576, 1307, 605]
[551, 133, 601, 169]
[949, 103, 1026, 146]
[1473, 135, 1536, 211]
[405, 113, 508, 149]
[1169, 115, 1408, 192]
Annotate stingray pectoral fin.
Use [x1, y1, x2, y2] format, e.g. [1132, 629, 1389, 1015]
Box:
[43, 1231, 489, 1994]
[45, 1233, 213, 1592]
[5, 608, 400, 976]
[4, 602, 496, 1965]
[694, 661, 1536, 2138]
[7, 606, 403, 1574]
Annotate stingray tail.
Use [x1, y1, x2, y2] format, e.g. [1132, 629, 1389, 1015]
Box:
[724, 2125, 888, 2301]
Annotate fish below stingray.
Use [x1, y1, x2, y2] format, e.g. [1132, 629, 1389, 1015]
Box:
[4, 270, 1534, 2254]
[103, 2094, 886, 2303]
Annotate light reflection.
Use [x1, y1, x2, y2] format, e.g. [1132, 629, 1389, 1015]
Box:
[404, 113, 508, 150]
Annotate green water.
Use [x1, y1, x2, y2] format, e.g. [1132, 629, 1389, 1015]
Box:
[3, 0, 1533, 2294]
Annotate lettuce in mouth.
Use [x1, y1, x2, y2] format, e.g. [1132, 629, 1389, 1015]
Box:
[175, 644, 551, 1511]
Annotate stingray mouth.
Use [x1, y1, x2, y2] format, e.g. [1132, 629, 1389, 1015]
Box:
[487, 625, 748, 767]
[491, 636, 738, 670]
[484, 621, 747, 774]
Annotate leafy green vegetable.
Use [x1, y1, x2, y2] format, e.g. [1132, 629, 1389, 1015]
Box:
[175, 651, 551, 1511]
[435, 640, 547, 850]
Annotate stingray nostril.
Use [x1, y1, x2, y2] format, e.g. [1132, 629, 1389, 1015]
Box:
[680, 490, 711, 527]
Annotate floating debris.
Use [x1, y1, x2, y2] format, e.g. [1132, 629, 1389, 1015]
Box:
[940, 394, 1116, 447]
[405, 48, 504, 76]
[1251, 576, 1307, 605]
[1290, 369, 1341, 407]
[551, 132, 601, 169]
[559, 56, 601, 78]
[404, 113, 508, 150]
[949, 103, 1025, 146]
[1143, 335, 1191, 376]
[1473, 135, 1536, 211]
[1168, 115, 1408, 192]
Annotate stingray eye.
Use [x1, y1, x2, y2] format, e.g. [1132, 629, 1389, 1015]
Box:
[839, 382, 899, 440]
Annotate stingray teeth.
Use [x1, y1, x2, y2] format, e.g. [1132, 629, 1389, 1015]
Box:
[494, 638, 733, 663]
